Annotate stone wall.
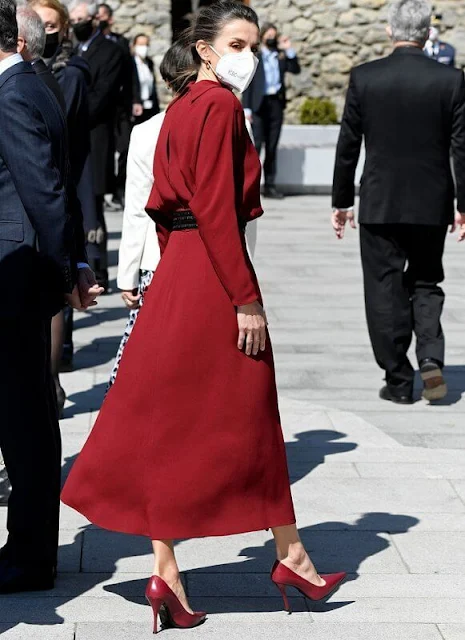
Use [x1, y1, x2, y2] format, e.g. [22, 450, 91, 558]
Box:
[109, 0, 465, 122]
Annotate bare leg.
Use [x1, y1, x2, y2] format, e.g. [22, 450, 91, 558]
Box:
[51, 312, 66, 415]
[272, 524, 326, 586]
[152, 540, 194, 613]
[51, 311, 64, 378]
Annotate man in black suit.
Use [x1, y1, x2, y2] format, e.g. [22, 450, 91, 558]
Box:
[242, 22, 300, 200]
[69, 0, 124, 291]
[0, 0, 101, 593]
[332, 0, 465, 405]
[97, 2, 134, 208]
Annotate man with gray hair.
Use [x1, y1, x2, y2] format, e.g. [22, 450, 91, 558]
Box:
[332, 0, 465, 405]
[16, 6, 66, 111]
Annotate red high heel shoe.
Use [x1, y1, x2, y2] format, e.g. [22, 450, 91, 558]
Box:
[145, 575, 207, 634]
[271, 561, 346, 612]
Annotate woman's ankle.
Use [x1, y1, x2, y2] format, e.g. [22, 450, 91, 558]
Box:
[277, 542, 307, 565]
[153, 565, 181, 583]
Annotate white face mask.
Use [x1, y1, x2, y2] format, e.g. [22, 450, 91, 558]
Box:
[135, 45, 149, 59]
[210, 45, 258, 93]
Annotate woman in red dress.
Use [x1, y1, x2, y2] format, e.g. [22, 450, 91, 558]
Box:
[61, 1, 345, 632]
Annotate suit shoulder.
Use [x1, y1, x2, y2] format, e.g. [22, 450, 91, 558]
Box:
[352, 56, 391, 77]
[101, 37, 124, 58]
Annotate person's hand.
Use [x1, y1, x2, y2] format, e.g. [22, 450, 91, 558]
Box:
[450, 212, 465, 242]
[65, 285, 84, 311]
[278, 35, 292, 50]
[237, 301, 268, 357]
[77, 267, 104, 309]
[245, 112, 253, 123]
[122, 289, 141, 310]
[331, 209, 356, 240]
[132, 103, 143, 117]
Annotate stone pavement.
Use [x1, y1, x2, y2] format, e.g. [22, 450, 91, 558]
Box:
[1, 195, 465, 639]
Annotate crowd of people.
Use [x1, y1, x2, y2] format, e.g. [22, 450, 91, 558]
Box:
[0, 0, 465, 634]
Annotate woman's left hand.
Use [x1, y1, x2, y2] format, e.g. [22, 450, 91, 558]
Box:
[122, 289, 141, 310]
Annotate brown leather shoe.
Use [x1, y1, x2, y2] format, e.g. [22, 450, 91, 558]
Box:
[420, 359, 447, 401]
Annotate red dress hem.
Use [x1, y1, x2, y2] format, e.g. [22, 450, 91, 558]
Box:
[61, 495, 296, 540]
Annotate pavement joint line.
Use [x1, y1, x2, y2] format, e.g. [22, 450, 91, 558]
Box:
[436, 623, 447, 640]
[387, 533, 412, 575]
[447, 480, 465, 507]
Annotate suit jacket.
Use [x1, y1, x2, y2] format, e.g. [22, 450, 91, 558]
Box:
[49, 47, 99, 258]
[117, 112, 163, 290]
[242, 50, 300, 114]
[0, 61, 74, 318]
[110, 32, 136, 116]
[79, 32, 124, 194]
[32, 58, 66, 113]
[332, 47, 465, 226]
[32, 55, 89, 265]
[132, 56, 160, 113]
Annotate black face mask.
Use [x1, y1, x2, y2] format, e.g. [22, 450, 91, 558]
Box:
[265, 37, 278, 50]
[99, 19, 109, 32]
[43, 31, 60, 58]
[72, 19, 94, 42]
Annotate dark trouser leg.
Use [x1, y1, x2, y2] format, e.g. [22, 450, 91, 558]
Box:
[251, 110, 264, 158]
[263, 96, 284, 187]
[114, 109, 132, 201]
[360, 224, 414, 395]
[91, 195, 108, 289]
[405, 225, 447, 367]
[0, 315, 61, 569]
[62, 305, 74, 367]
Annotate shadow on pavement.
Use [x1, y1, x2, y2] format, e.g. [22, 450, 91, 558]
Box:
[73, 307, 128, 331]
[103, 511, 418, 615]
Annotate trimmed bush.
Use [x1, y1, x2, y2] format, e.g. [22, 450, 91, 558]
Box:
[300, 98, 338, 125]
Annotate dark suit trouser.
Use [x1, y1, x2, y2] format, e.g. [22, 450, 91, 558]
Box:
[114, 106, 132, 198]
[0, 313, 61, 568]
[252, 95, 284, 187]
[360, 224, 447, 395]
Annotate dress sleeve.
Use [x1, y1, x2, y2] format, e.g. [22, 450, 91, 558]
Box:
[189, 94, 260, 307]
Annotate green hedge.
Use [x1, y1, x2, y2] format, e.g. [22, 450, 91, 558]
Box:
[300, 98, 338, 125]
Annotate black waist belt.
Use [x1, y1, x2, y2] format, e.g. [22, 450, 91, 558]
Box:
[172, 211, 198, 231]
[172, 210, 247, 232]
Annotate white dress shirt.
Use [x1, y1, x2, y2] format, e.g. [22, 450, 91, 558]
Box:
[134, 55, 154, 109]
[0, 53, 23, 77]
[117, 112, 164, 291]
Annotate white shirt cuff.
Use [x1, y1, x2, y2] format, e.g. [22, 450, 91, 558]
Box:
[285, 48, 297, 59]
[333, 207, 354, 212]
[243, 108, 252, 118]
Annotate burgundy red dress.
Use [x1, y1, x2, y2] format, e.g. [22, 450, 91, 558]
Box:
[61, 80, 296, 539]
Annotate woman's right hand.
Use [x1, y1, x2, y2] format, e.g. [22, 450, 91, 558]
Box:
[237, 301, 268, 356]
[122, 289, 141, 310]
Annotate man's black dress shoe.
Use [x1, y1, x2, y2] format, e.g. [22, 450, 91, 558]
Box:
[379, 385, 414, 405]
[263, 186, 285, 200]
[420, 358, 447, 401]
[0, 562, 54, 594]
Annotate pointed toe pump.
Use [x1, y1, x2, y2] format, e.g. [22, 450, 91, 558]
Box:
[271, 561, 346, 612]
[145, 575, 207, 634]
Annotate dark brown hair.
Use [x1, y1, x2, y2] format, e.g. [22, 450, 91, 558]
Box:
[0, 0, 18, 53]
[133, 32, 149, 45]
[174, 0, 259, 93]
[260, 21, 278, 41]
[159, 34, 194, 95]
